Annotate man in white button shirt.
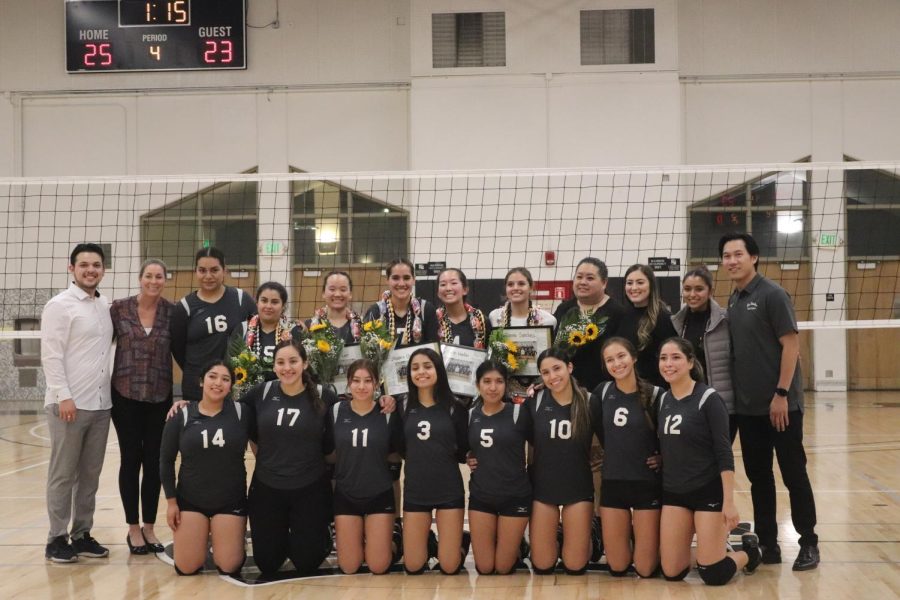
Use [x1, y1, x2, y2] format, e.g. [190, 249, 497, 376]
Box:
[41, 243, 114, 563]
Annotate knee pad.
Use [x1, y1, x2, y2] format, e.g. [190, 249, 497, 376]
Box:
[475, 566, 494, 576]
[438, 562, 462, 575]
[174, 563, 202, 576]
[609, 567, 629, 577]
[215, 554, 246, 577]
[663, 566, 690, 581]
[697, 557, 737, 586]
[636, 565, 661, 579]
[563, 563, 587, 576]
[404, 563, 427, 575]
[389, 462, 402, 481]
[532, 563, 556, 575]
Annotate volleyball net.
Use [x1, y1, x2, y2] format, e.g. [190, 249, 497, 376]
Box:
[0, 161, 898, 400]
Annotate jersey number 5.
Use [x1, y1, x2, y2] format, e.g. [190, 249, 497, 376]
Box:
[479, 429, 494, 447]
[416, 421, 430, 441]
[200, 428, 225, 448]
[205, 314, 228, 334]
[663, 414, 682, 435]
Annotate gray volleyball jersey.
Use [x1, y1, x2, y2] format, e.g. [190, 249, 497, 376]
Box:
[590, 382, 661, 483]
[467, 402, 532, 501]
[400, 400, 468, 505]
[160, 400, 251, 508]
[328, 401, 402, 501]
[240, 381, 337, 490]
[657, 382, 734, 493]
[528, 391, 593, 505]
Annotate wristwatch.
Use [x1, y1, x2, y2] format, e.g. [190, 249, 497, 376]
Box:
[775, 387, 789, 398]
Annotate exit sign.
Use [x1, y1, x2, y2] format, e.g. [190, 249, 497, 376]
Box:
[819, 233, 839, 247]
[259, 241, 287, 256]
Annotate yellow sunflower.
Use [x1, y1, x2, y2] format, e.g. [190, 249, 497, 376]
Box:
[568, 331, 586, 347]
[309, 323, 327, 332]
[316, 339, 331, 353]
[379, 339, 393, 350]
[507, 353, 519, 371]
[363, 321, 373, 332]
[584, 323, 599, 341]
[505, 340, 519, 353]
[233, 366, 248, 385]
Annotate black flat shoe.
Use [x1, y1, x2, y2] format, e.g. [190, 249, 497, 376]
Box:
[141, 530, 165, 553]
[127, 534, 148, 555]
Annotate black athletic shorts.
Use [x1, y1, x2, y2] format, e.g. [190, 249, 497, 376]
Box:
[333, 487, 396, 517]
[177, 496, 248, 518]
[403, 496, 465, 513]
[468, 493, 532, 517]
[600, 479, 662, 510]
[662, 477, 723, 512]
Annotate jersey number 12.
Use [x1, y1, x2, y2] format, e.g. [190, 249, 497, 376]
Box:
[663, 414, 682, 435]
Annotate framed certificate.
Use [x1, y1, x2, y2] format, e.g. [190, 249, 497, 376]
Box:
[383, 342, 442, 396]
[331, 344, 363, 394]
[503, 326, 554, 377]
[440, 344, 488, 398]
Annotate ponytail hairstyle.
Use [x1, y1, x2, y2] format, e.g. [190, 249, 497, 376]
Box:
[273, 339, 324, 415]
[601, 337, 658, 426]
[659, 336, 705, 383]
[625, 263, 666, 351]
[475, 359, 509, 403]
[682, 265, 714, 290]
[536, 347, 591, 445]
[406, 347, 458, 414]
[198, 358, 233, 386]
[385, 258, 415, 278]
[322, 270, 354, 291]
[437, 268, 469, 303]
[195, 246, 226, 269]
[256, 281, 288, 305]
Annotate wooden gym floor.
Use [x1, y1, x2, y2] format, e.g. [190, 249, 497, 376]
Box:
[0, 390, 897, 599]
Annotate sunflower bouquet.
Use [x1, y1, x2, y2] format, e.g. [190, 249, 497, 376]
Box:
[487, 328, 523, 374]
[359, 318, 393, 373]
[554, 311, 607, 356]
[228, 339, 266, 400]
[302, 320, 345, 384]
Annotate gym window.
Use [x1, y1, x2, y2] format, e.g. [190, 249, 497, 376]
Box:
[432, 12, 506, 68]
[580, 9, 655, 66]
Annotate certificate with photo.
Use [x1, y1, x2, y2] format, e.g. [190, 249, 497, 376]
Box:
[503, 326, 554, 377]
[383, 342, 442, 396]
[331, 344, 363, 394]
[440, 344, 488, 398]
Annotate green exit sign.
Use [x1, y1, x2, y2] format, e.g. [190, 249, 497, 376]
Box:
[260, 241, 286, 256]
[819, 233, 838, 247]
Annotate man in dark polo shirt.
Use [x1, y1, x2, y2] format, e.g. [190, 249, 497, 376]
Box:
[719, 233, 819, 571]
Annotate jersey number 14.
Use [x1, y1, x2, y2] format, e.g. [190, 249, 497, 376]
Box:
[200, 428, 225, 448]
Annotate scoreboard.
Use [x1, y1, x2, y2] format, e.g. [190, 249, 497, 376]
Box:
[65, 0, 246, 72]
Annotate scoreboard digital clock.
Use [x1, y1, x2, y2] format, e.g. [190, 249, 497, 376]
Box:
[65, 0, 246, 73]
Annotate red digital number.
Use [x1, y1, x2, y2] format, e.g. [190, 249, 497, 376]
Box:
[84, 43, 112, 67]
[203, 39, 234, 64]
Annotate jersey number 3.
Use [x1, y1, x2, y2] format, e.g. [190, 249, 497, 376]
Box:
[416, 421, 430, 441]
[663, 414, 682, 435]
[200, 428, 225, 448]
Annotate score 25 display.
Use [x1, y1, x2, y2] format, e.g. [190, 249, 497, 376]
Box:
[66, 0, 246, 72]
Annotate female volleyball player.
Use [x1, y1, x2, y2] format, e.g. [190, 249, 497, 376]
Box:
[399, 348, 469, 574]
[239, 340, 338, 577]
[160, 360, 250, 576]
[656, 337, 761, 585]
[593, 337, 663, 577]
[307, 271, 363, 345]
[670, 266, 737, 440]
[527, 348, 594, 575]
[170, 247, 256, 400]
[436, 268, 489, 349]
[110, 258, 173, 554]
[466, 360, 532, 575]
[618, 264, 678, 388]
[231, 281, 302, 380]
[326, 359, 402, 574]
[364, 259, 439, 347]
[487, 267, 556, 329]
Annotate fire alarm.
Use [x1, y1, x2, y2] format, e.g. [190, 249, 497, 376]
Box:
[544, 251, 556, 266]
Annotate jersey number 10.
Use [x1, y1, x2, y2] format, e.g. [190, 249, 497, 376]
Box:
[548, 418, 572, 439]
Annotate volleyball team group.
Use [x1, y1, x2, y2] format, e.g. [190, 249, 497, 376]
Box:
[41, 231, 820, 587]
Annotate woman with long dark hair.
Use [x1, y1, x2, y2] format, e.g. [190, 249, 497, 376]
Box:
[110, 258, 173, 554]
[160, 360, 249, 576]
[435, 268, 489, 349]
[231, 281, 302, 380]
[364, 259, 439, 347]
[656, 337, 761, 585]
[593, 337, 663, 577]
[528, 348, 594, 575]
[170, 247, 256, 400]
[399, 348, 469, 574]
[488, 267, 556, 329]
[466, 360, 532, 575]
[618, 264, 678, 387]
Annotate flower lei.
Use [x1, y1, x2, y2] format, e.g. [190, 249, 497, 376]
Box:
[501, 300, 541, 327]
[245, 314, 294, 364]
[376, 290, 423, 345]
[437, 303, 486, 349]
[310, 306, 362, 342]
